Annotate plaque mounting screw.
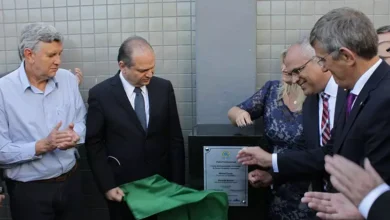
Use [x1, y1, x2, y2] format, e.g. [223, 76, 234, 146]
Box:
[242, 200, 246, 204]
[205, 147, 210, 152]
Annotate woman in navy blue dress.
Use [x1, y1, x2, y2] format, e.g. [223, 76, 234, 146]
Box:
[228, 50, 315, 219]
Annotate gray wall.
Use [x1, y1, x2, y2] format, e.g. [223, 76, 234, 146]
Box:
[1, 0, 390, 219]
[195, 0, 256, 124]
[0, 0, 195, 219]
[256, 0, 390, 90]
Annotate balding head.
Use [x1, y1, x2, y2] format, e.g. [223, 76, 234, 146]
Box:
[117, 36, 154, 68]
[284, 38, 331, 95]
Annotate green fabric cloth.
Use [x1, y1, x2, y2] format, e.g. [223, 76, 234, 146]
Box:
[120, 175, 229, 220]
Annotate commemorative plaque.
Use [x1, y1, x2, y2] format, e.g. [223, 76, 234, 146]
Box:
[203, 146, 248, 206]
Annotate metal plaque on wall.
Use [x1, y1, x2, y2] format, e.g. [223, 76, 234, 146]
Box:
[203, 146, 248, 206]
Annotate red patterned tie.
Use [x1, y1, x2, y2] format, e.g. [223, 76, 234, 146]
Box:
[321, 93, 331, 145]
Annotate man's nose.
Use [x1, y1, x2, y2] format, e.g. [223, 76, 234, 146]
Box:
[145, 69, 154, 77]
[54, 55, 61, 65]
[292, 74, 299, 84]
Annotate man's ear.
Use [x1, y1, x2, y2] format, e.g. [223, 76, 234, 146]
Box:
[338, 47, 356, 66]
[118, 61, 126, 72]
[23, 48, 35, 64]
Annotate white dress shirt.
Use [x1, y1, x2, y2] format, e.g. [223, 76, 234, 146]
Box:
[119, 72, 150, 126]
[318, 77, 338, 146]
[359, 183, 390, 219]
[272, 77, 338, 172]
[349, 59, 382, 107]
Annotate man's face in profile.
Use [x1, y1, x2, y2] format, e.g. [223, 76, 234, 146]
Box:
[378, 32, 390, 65]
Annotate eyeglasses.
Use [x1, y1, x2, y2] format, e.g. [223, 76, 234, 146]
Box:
[378, 41, 390, 59]
[286, 57, 314, 77]
[315, 50, 338, 67]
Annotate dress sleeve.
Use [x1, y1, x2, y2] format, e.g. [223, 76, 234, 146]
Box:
[237, 80, 275, 120]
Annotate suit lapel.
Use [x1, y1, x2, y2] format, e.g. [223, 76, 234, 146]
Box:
[334, 62, 389, 153]
[334, 87, 348, 123]
[304, 95, 320, 148]
[146, 78, 157, 135]
[110, 71, 146, 134]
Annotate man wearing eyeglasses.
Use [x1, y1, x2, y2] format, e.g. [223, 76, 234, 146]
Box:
[277, 39, 348, 192]
[237, 38, 347, 193]
[377, 25, 390, 64]
[237, 8, 390, 198]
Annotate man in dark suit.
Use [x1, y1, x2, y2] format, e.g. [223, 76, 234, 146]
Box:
[85, 36, 185, 220]
[303, 154, 389, 220]
[237, 8, 390, 192]
[242, 39, 347, 192]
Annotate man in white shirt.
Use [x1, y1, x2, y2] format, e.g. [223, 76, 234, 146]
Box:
[302, 154, 389, 220]
[240, 38, 347, 192]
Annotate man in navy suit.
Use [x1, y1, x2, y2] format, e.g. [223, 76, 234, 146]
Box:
[237, 7, 390, 192]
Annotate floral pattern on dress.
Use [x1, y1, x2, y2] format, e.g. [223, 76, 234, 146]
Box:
[238, 80, 316, 220]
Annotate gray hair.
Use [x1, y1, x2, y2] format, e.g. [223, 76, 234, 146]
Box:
[310, 7, 378, 60]
[377, 25, 390, 35]
[117, 36, 153, 68]
[19, 23, 64, 59]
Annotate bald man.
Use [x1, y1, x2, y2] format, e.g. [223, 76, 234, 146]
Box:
[85, 36, 185, 220]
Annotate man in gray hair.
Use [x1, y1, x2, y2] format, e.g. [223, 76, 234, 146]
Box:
[0, 23, 86, 219]
[237, 7, 390, 217]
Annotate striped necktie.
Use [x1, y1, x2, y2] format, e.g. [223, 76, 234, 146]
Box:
[321, 92, 331, 145]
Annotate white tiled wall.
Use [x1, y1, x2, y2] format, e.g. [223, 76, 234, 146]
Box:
[1, 0, 389, 173]
[256, 0, 390, 89]
[0, 0, 196, 142]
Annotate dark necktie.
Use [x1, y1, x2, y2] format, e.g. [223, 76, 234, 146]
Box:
[346, 92, 357, 117]
[134, 87, 147, 131]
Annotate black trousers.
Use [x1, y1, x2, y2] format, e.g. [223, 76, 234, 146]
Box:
[6, 168, 84, 220]
[107, 199, 157, 220]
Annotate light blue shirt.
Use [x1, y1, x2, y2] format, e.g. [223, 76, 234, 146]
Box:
[0, 62, 87, 182]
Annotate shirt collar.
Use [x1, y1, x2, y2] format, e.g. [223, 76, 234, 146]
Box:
[350, 59, 382, 96]
[119, 72, 147, 94]
[18, 61, 58, 92]
[323, 76, 338, 98]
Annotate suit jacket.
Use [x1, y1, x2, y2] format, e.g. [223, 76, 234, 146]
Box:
[368, 190, 390, 220]
[273, 61, 390, 187]
[291, 87, 347, 191]
[85, 72, 185, 194]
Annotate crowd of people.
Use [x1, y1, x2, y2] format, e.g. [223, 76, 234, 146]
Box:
[0, 6, 389, 220]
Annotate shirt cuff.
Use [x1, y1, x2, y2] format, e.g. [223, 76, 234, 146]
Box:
[272, 153, 279, 173]
[73, 123, 86, 144]
[358, 183, 390, 219]
[26, 142, 42, 160]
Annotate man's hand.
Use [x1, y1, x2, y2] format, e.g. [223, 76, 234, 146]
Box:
[56, 123, 80, 150]
[248, 169, 273, 188]
[69, 68, 83, 86]
[105, 187, 125, 202]
[302, 192, 363, 220]
[235, 110, 252, 127]
[236, 146, 272, 168]
[325, 155, 384, 206]
[35, 122, 80, 155]
[36, 122, 65, 155]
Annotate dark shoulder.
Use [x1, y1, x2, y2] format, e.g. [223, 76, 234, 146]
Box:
[149, 76, 172, 90]
[89, 75, 115, 96]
